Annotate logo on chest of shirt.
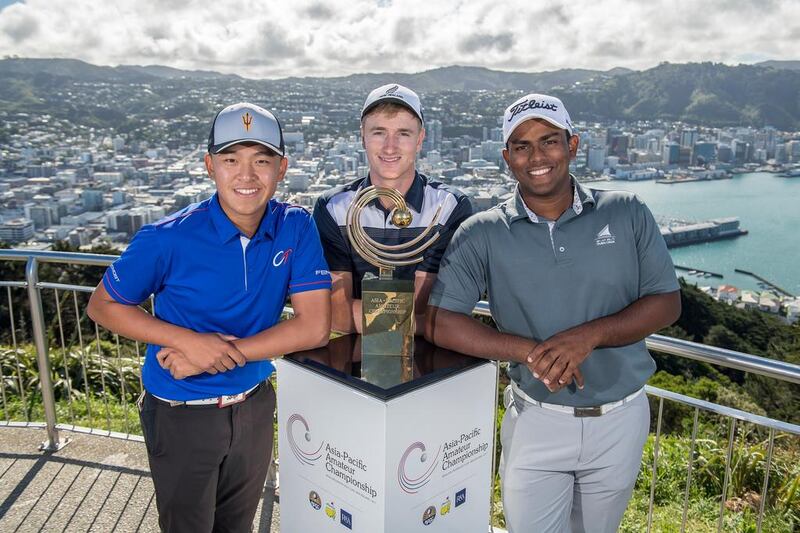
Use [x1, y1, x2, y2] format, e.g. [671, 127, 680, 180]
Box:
[273, 249, 293, 267]
[595, 224, 616, 246]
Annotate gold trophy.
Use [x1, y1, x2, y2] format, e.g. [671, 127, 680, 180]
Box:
[347, 186, 442, 358]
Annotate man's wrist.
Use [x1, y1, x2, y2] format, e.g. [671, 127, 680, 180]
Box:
[511, 339, 537, 364]
[171, 328, 197, 356]
[578, 320, 604, 351]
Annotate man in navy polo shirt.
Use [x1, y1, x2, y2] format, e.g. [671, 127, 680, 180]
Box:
[88, 102, 331, 533]
[313, 84, 472, 334]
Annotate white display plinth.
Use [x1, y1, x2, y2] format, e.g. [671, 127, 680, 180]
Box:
[276, 335, 497, 533]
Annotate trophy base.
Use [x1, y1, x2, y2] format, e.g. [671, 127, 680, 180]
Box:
[361, 277, 414, 357]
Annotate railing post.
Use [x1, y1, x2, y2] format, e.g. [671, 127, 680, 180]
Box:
[25, 257, 69, 451]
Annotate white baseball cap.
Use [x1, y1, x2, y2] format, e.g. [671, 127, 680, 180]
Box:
[503, 93, 574, 143]
[208, 102, 285, 156]
[361, 83, 424, 124]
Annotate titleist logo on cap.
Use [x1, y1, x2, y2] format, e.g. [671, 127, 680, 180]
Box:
[507, 99, 559, 121]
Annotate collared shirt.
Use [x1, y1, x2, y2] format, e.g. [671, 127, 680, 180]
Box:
[103, 193, 332, 400]
[429, 179, 679, 407]
[313, 172, 473, 298]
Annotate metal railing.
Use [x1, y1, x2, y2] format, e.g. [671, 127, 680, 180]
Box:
[2, 250, 799, 532]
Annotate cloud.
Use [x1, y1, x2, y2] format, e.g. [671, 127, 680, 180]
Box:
[304, 2, 334, 20]
[458, 32, 514, 54]
[0, 0, 796, 78]
[0, 4, 38, 42]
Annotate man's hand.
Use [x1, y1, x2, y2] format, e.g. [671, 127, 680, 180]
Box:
[527, 325, 595, 392]
[173, 331, 246, 373]
[157, 348, 205, 379]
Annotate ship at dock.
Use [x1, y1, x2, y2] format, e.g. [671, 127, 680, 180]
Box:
[660, 217, 748, 248]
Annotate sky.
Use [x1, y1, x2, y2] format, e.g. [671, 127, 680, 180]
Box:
[0, 0, 798, 79]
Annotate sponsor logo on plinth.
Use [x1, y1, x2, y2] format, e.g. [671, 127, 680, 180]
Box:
[340, 509, 353, 529]
[325, 501, 336, 520]
[308, 490, 322, 510]
[422, 505, 436, 526]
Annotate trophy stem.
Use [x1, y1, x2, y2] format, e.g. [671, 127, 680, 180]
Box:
[379, 267, 393, 280]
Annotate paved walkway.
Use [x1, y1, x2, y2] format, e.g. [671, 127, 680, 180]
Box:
[0, 426, 279, 532]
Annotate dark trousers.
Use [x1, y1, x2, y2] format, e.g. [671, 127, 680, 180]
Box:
[139, 382, 276, 533]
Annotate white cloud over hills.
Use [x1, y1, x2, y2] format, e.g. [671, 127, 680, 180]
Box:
[0, 0, 798, 78]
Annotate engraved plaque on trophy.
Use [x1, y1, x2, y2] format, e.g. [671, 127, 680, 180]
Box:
[346, 186, 442, 357]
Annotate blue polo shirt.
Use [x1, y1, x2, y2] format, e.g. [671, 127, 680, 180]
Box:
[102, 194, 331, 400]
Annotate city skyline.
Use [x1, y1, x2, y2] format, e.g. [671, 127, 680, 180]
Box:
[0, 0, 798, 79]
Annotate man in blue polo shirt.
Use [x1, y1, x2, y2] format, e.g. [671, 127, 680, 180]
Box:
[87, 102, 331, 533]
[426, 94, 681, 532]
[313, 84, 472, 334]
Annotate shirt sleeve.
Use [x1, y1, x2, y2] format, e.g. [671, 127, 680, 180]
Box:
[288, 212, 333, 295]
[418, 195, 474, 273]
[427, 217, 487, 315]
[102, 224, 166, 305]
[633, 196, 680, 296]
[312, 195, 354, 273]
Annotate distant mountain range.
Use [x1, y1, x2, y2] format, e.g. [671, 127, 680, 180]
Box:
[1, 58, 799, 129]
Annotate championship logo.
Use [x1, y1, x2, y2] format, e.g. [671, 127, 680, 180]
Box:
[287, 413, 324, 465]
[397, 441, 441, 494]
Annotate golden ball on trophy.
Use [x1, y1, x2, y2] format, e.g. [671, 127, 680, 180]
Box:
[391, 207, 413, 228]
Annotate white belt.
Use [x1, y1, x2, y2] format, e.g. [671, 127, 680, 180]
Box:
[152, 382, 261, 407]
[510, 381, 645, 417]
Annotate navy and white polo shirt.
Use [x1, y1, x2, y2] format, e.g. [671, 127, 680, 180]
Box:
[312, 172, 473, 298]
[102, 193, 331, 401]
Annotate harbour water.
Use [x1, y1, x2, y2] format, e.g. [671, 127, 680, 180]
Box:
[591, 172, 800, 296]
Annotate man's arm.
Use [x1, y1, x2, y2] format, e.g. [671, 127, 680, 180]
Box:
[528, 290, 681, 388]
[331, 270, 436, 335]
[87, 283, 246, 374]
[424, 306, 536, 365]
[330, 270, 360, 334]
[159, 288, 331, 378]
[232, 288, 331, 358]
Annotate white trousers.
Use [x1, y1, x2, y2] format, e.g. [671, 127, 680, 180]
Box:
[499, 387, 650, 533]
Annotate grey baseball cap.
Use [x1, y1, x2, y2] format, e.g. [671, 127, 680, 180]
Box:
[361, 83, 424, 124]
[207, 102, 285, 156]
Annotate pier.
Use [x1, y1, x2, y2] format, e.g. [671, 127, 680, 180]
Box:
[734, 269, 794, 297]
[674, 265, 723, 278]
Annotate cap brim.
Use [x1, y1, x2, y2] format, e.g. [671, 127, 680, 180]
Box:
[505, 115, 572, 143]
[361, 97, 424, 123]
[209, 139, 284, 156]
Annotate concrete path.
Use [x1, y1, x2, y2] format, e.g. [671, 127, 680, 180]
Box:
[0, 426, 279, 532]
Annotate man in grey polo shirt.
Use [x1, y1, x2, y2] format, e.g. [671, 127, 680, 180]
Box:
[425, 93, 681, 532]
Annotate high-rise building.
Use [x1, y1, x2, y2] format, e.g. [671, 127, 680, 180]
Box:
[662, 143, 680, 165]
[609, 135, 630, 161]
[0, 218, 35, 243]
[82, 189, 104, 211]
[424, 120, 443, 153]
[587, 145, 606, 172]
[732, 139, 751, 164]
[680, 129, 699, 148]
[717, 144, 733, 163]
[691, 142, 717, 165]
[23, 203, 54, 230]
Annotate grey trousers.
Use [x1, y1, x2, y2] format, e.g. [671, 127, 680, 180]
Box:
[499, 387, 649, 533]
[139, 381, 276, 533]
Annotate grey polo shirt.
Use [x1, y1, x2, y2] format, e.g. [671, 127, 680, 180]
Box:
[428, 180, 679, 407]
